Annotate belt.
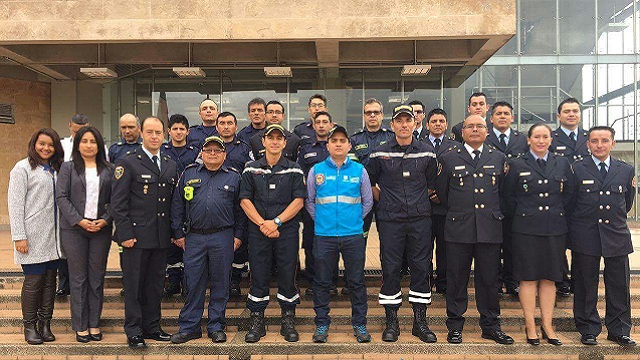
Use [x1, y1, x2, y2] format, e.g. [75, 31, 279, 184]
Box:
[189, 226, 232, 235]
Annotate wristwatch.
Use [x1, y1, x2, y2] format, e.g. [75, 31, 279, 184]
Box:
[273, 217, 282, 227]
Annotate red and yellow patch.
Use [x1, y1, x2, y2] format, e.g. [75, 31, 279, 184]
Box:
[315, 173, 325, 186]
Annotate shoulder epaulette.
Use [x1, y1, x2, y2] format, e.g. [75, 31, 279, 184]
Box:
[117, 141, 124, 146]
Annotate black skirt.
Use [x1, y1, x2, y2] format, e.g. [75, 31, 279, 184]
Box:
[512, 233, 567, 282]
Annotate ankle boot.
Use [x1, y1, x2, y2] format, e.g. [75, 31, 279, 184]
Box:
[21, 275, 44, 345]
[244, 312, 266, 343]
[280, 308, 299, 342]
[37, 269, 56, 342]
[412, 303, 437, 342]
[382, 306, 400, 342]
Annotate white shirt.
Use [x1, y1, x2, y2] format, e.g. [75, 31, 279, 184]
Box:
[142, 146, 161, 171]
[464, 143, 484, 159]
[61, 137, 73, 162]
[84, 167, 100, 219]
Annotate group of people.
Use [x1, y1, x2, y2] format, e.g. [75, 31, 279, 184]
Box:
[7, 92, 636, 350]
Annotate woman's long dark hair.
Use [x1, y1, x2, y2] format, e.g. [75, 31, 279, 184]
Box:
[72, 126, 112, 174]
[27, 128, 63, 172]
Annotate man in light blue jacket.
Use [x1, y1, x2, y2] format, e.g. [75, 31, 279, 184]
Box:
[305, 125, 373, 344]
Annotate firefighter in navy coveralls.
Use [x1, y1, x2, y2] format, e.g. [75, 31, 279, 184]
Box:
[550, 98, 591, 297]
[249, 100, 301, 162]
[239, 124, 306, 343]
[216, 112, 253, 296]
[108, 113, 142, 164]
[110, 117, 178, 348]
[187, 99, 219, 149]
[293, 94, 327, 146]
[237, 98, 267, 145]
[366, 104, 438, 343]
[424, 108, 458, 294]
[169, 136, 247, 344]
[436, 115, 514, 345]
[161, 114, 199, 297]
[568, 126, 636, 347]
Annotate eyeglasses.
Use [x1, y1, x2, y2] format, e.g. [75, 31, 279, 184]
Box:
[414, 110, 424, 114]
[266, 110, 284, 115]
[364, 111, 382, 116]
[463, 124, 487, 130]
[202, 148, 225, 154]
[309, 103, 326, 109]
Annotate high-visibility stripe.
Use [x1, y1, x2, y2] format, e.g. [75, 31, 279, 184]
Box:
[379, 298, 403, 305]
[274, 168, 304, 175]
[378, 291, 402, 300]
[316, 196, 362, 205]
[408, 290, 432, 298]
[166, 262, 184, 270]
[370, 152, 405, 158]
[243, 167, 270, 174]
[408, 297, 432, 304]
[404, 151, 436, 159]
[276, 293, 300, 302]
[231, 262, 247, 269]
[247, 294, 270, 302]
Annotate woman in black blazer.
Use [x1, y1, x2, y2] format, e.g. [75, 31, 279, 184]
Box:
[56, 126, 113, 343]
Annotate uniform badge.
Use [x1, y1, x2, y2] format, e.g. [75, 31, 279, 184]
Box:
[184, 186, 194, 201]
[114, 166, 124, 180]
[451, 132, 456, 140]
[143, 184, 149, 195]
[315, 173, 325, 186]
[437, 162, 442, 176]
[504, 162, 509, 174]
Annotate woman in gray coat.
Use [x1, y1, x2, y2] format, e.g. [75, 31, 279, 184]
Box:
[56, 126, 113, 343]
[8, 128, 64, 345]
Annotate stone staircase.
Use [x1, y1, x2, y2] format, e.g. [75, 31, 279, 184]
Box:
[0, 274, 639, 360]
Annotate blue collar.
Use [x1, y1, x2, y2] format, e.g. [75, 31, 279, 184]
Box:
[591, 155, 610, 170]
[530, 150, 549, 161]
[560, 126, 577, 139]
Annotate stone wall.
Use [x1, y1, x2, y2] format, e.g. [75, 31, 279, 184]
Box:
[0, 78, 51, 227]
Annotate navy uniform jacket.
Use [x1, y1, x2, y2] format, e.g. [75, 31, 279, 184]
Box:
[108, 138, 142, 164]
[436, 146, 507, 244]
[297, 140, 329, 177]
[503, 152, 575, 236]
[110, 148, 178, 249]
[223, 136, 252, 172]
[187, 124, 218, 149]
[349, 128, 394, 166]
[239, 156, 307, 226]
[425, 136, 459, 216]
[550, 128, 590, 161]
[485, 129, 528, 159]
[414, 127, 429, 142]
[567, 157, 635, 258]
[237, 124, 264, 145]
[161, 143, 199, 176]
[366, 137, 437, 222]
[249, 128, 301, 162]
[293, 121, 316, 146]
[450, 120, 492, 143]
[170, 163, 247, 240]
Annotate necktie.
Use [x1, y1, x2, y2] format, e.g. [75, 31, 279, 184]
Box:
[472, 150, 481, 166]
[599, 162, 607, 181]
[152, 155, 160, 170]
[434, 138, 441, 152]
[499, 133, 507, 150]
[537, 158, 546, 172]
[569, 132, 576, 143]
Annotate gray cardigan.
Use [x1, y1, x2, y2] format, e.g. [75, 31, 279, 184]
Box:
[8, 158, 63, 265]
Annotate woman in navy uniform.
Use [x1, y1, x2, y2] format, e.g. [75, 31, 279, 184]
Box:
[503, 123, 575, 346]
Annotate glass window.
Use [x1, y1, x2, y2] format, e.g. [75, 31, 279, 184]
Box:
[559, 0, 597, 55]
[521, 0, 557, 55]
[520, 65, 556, 124]
[597, 0, 635, 54]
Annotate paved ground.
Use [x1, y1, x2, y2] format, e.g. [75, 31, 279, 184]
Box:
[1, 223, 640, 272]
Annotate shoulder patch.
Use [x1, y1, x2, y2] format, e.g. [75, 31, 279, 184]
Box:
[114, 166, 124, 180]
[315, 173, 325, 186]
[117, 141, 123, 146]
[450, 132, 456, 140]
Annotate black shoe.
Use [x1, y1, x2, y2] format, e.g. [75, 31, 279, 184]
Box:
[280, 308, 299, 342]
[607, 334, 636, 347]
[76, 332, 91, 343]
[37, 319, 55, 342]
[89, 332, 102, 341]
[527, 337, 540, 346]
[209, 330, 227, 343]
[411, 303, 437, 343]
[329, 287, 338, 296]
[144, 329, 171, 341]
[304, 288, 314, 296]
[381, 307, 400, 342]
[435, 286, 446, 295]
[245, 311, 266, 343]
[229, 281, 241, 296]
[55, 289, 69, 297]
[120, 288, 125, 297]
[505, 287, 519, 296]
[170, 332, 201, 344]
[128, 335, 146, 348]
[163, 282, 181, 298]
[581, 334, 597, 345]
[447, 330, 462, 344]
[541, 327, 562, 346]
[481, 330, 514, 345]
[556, 285, 571, 297]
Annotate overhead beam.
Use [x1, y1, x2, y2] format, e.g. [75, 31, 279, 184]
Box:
[315, 40, 340, 68]
[0, 46, 70, 80]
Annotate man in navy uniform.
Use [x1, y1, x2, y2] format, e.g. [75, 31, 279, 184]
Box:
[568, 126, 636, 347]
[294, 94, 328, 145]
[161, 114, 199, 297]
[111, 117, 178, 348]
[436, 115, 513, 345]
[408, 100, 429, 141]
[169, 136, 246, 344]
[249, 100, 301, 161]
[551, 97, 590, 297]
[216, 111, 252, 296]
[237, 98, 267, 144]
[484, 101, 528, 296]
[240, 124, 306, 343]
[109, 113, 142, 164]
[367, 104, 438, 343]
[424, 108, 458, 294]
[450, 92, 491, 143]
[187, 99, 219, 149]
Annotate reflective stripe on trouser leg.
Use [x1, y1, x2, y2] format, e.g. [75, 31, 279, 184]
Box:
[408, 289, 432, 304]
[378, 291, 403, 305]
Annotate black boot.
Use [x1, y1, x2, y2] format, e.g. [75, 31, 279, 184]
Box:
[411, 303, 437, 343]
[280, 308, 299, 342]
[244, 312, 266, 343]
[38, 269, 56, 342]
[382, 306, 400, 342]
[229, 268, 242, 296]
[22, 274, 44, 345]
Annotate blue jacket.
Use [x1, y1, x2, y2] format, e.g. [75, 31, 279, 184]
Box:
[306, 157, 373, 237]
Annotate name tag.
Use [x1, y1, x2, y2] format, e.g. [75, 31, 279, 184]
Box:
[269, 184, 276, 190]
[454, 165, 466, 170]
[403, 171, 410, 178]
[556, 146, 567, 151]
[483, 165, 495, 169]
[583, 180, 595, 185]
[141, 174, 152, 179]
[519, 172, 531, 176]
[304, 152, 317, 159]
[354, 144, 368, 151]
